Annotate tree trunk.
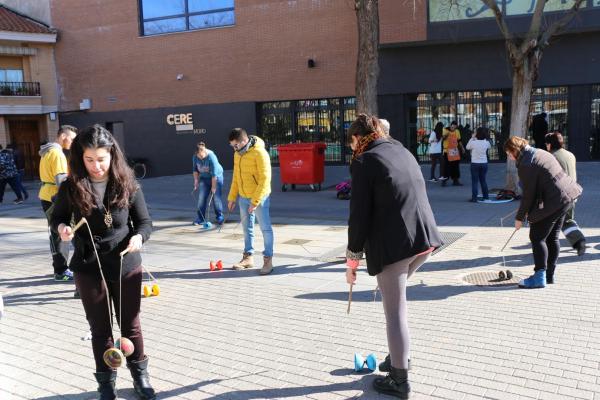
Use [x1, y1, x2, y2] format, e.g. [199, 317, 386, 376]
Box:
[505, 57, 534, 193]
[355, 0, 379, 115]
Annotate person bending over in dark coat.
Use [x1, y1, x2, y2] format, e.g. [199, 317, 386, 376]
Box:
[51, 125, 156, 400]
[345, 114, 443, 399]
[505, 136, 582, 288]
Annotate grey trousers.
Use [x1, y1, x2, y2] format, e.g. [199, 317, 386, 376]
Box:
[376, 253, 430, 369]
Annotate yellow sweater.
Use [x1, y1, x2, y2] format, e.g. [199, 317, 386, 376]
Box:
[227, 136, 272, 206]
[38, 144, 68, 202]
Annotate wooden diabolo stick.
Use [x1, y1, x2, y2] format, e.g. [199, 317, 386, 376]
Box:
[72, 217, 88, 233]
[347, 284, 353, 314]
[501, 228, 519, 252]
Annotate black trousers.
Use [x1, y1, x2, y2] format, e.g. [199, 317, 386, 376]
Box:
[430, 153, 441, 179]
[444, 154, 460, 181]
[0, 176, 22, 202]
[75, 267, 145, 372]
[529, 206, 569, 275]
[41, 200, 68, 274]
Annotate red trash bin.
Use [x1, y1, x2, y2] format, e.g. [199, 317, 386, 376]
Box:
[277, 142, 327, 192]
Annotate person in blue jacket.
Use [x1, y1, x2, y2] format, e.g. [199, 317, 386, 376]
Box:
[192, 142, 224, 225]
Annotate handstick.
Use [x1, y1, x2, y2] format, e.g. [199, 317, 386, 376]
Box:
[119, 248, 129, 257]
[347, 284, 353, 314]
[72, 217, 88, 233]
[501, 228, 519, 252]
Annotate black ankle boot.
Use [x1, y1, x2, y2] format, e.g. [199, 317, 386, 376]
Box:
[128, 357, 156, 400]
[576, 240, 586, 256]
[378, 355, 411, 372]
[93, 370, 117, 400]
[373, 367, 410, 399]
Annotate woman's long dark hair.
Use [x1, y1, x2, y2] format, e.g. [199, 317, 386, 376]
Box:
[67, 124, 137, 216]
[434, 122, 444, 141]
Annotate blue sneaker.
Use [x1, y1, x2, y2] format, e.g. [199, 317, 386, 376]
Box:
[216, 216, 225, 225]
[193, 218, 203, 226]
[54, 269, 74, 281]
[518, 270, 546, 289]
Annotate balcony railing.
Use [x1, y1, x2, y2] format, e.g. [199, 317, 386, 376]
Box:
[0, 81, 40, 96]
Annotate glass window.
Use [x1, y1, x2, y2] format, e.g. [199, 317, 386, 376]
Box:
[590, 85, 600, 159]
[143, 17, 187, 35]
[0, 69, 23, 82]
[142, 0, 185, 19]
[140, 0, 235, 36]
[189, 0, 234, 13]
[189, 11, 234, 30]
[529, 86, 569, 147]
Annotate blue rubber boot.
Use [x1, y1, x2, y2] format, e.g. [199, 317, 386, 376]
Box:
[518, 270, 546, 289]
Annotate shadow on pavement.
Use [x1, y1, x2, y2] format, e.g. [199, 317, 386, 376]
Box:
[3, 289, 76, 306]
[295, 281, 519, 303]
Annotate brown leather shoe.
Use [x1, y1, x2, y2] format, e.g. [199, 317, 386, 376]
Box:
[260, 256, 273, 275]
[232, 253, 254, 270]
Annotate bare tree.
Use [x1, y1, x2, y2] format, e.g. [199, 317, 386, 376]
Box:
[481, 0, 585, 191]
[354, 0, 380, 115]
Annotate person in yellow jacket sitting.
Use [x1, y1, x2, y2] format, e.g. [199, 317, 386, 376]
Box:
[39, 125, 78, 281]
[227, 128, 274, 275]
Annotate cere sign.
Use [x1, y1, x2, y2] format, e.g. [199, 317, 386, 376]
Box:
[166, 113, 206, 135]
[428, 0, 595, 23]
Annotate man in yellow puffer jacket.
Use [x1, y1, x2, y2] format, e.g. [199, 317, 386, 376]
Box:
[227, 128, 274, 274]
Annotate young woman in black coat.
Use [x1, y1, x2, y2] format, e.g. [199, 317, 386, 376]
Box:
[504, 136, 582, 288]
[345, 114, 442, 399]
[51, 125, 155, 400]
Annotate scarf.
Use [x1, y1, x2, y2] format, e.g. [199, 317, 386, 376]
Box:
[352, 131, 385, 161]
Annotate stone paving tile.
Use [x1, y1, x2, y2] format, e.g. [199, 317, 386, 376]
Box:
[1, 163, 599, 399]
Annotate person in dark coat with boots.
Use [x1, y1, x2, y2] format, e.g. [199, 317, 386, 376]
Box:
[505, 136, 582, 288]
[530, 112, 548, 148]
[345, 114, 443, 399]
[51, 125, 156, 400]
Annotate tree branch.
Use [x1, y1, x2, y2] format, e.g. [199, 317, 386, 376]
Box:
[539, 0, 586, 49]
[480, 0, 513, 41]
[522, 0, 547, 50]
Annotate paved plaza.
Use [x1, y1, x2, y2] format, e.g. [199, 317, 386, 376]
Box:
[1, 163, 599, 400]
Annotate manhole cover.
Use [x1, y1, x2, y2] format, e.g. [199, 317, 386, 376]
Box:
[283, 238, 312, 245]
[463, 271, 520, 287]
[223, 234, 244, 240]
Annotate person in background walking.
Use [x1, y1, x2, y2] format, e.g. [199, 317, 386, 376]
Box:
[505, 136, 582, 288]
[466, 127, 491, 202]
[39, 125, 78, 281]
[441, 121, 463, 186]
[192, 142, 225, 226]
[545, 131, 586, 256]
[428, 122, 443, 182]
[227, 128, 275, 275]
[530, 112, 548, 148]
[6, 144, 28, 201]
[0, 145, 23, 204]
[345, 114, 442, 399]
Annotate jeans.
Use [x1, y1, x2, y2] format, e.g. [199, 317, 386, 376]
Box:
[238, 195, 274, 257]
[0, 176, 22, 202]
[196, 176, 224, 222]
[529, 206, 569, 274]
[470, 163, 489, 200]
[41, 200, 68, 274]
[75, 267, 145, 372]
[15, 170, 28, 199]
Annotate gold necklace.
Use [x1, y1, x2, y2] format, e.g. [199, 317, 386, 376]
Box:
[103, 197, 113, 228]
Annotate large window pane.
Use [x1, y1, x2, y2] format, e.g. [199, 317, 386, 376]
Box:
[189, 0, 234, 13]
[144, 17, 187, 35]
[6, 70, 23, 82]
[142, 0, 185, 19]
[189, 11, 234, 29]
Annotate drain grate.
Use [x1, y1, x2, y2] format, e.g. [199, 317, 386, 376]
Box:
[432, 232, 465, 256]
[463, 271, 520, 287]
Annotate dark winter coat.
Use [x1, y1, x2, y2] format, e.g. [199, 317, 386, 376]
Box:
[516, 146, 582, 224]
[51, 179, 153, 280]
[347, 139, 443, 276]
